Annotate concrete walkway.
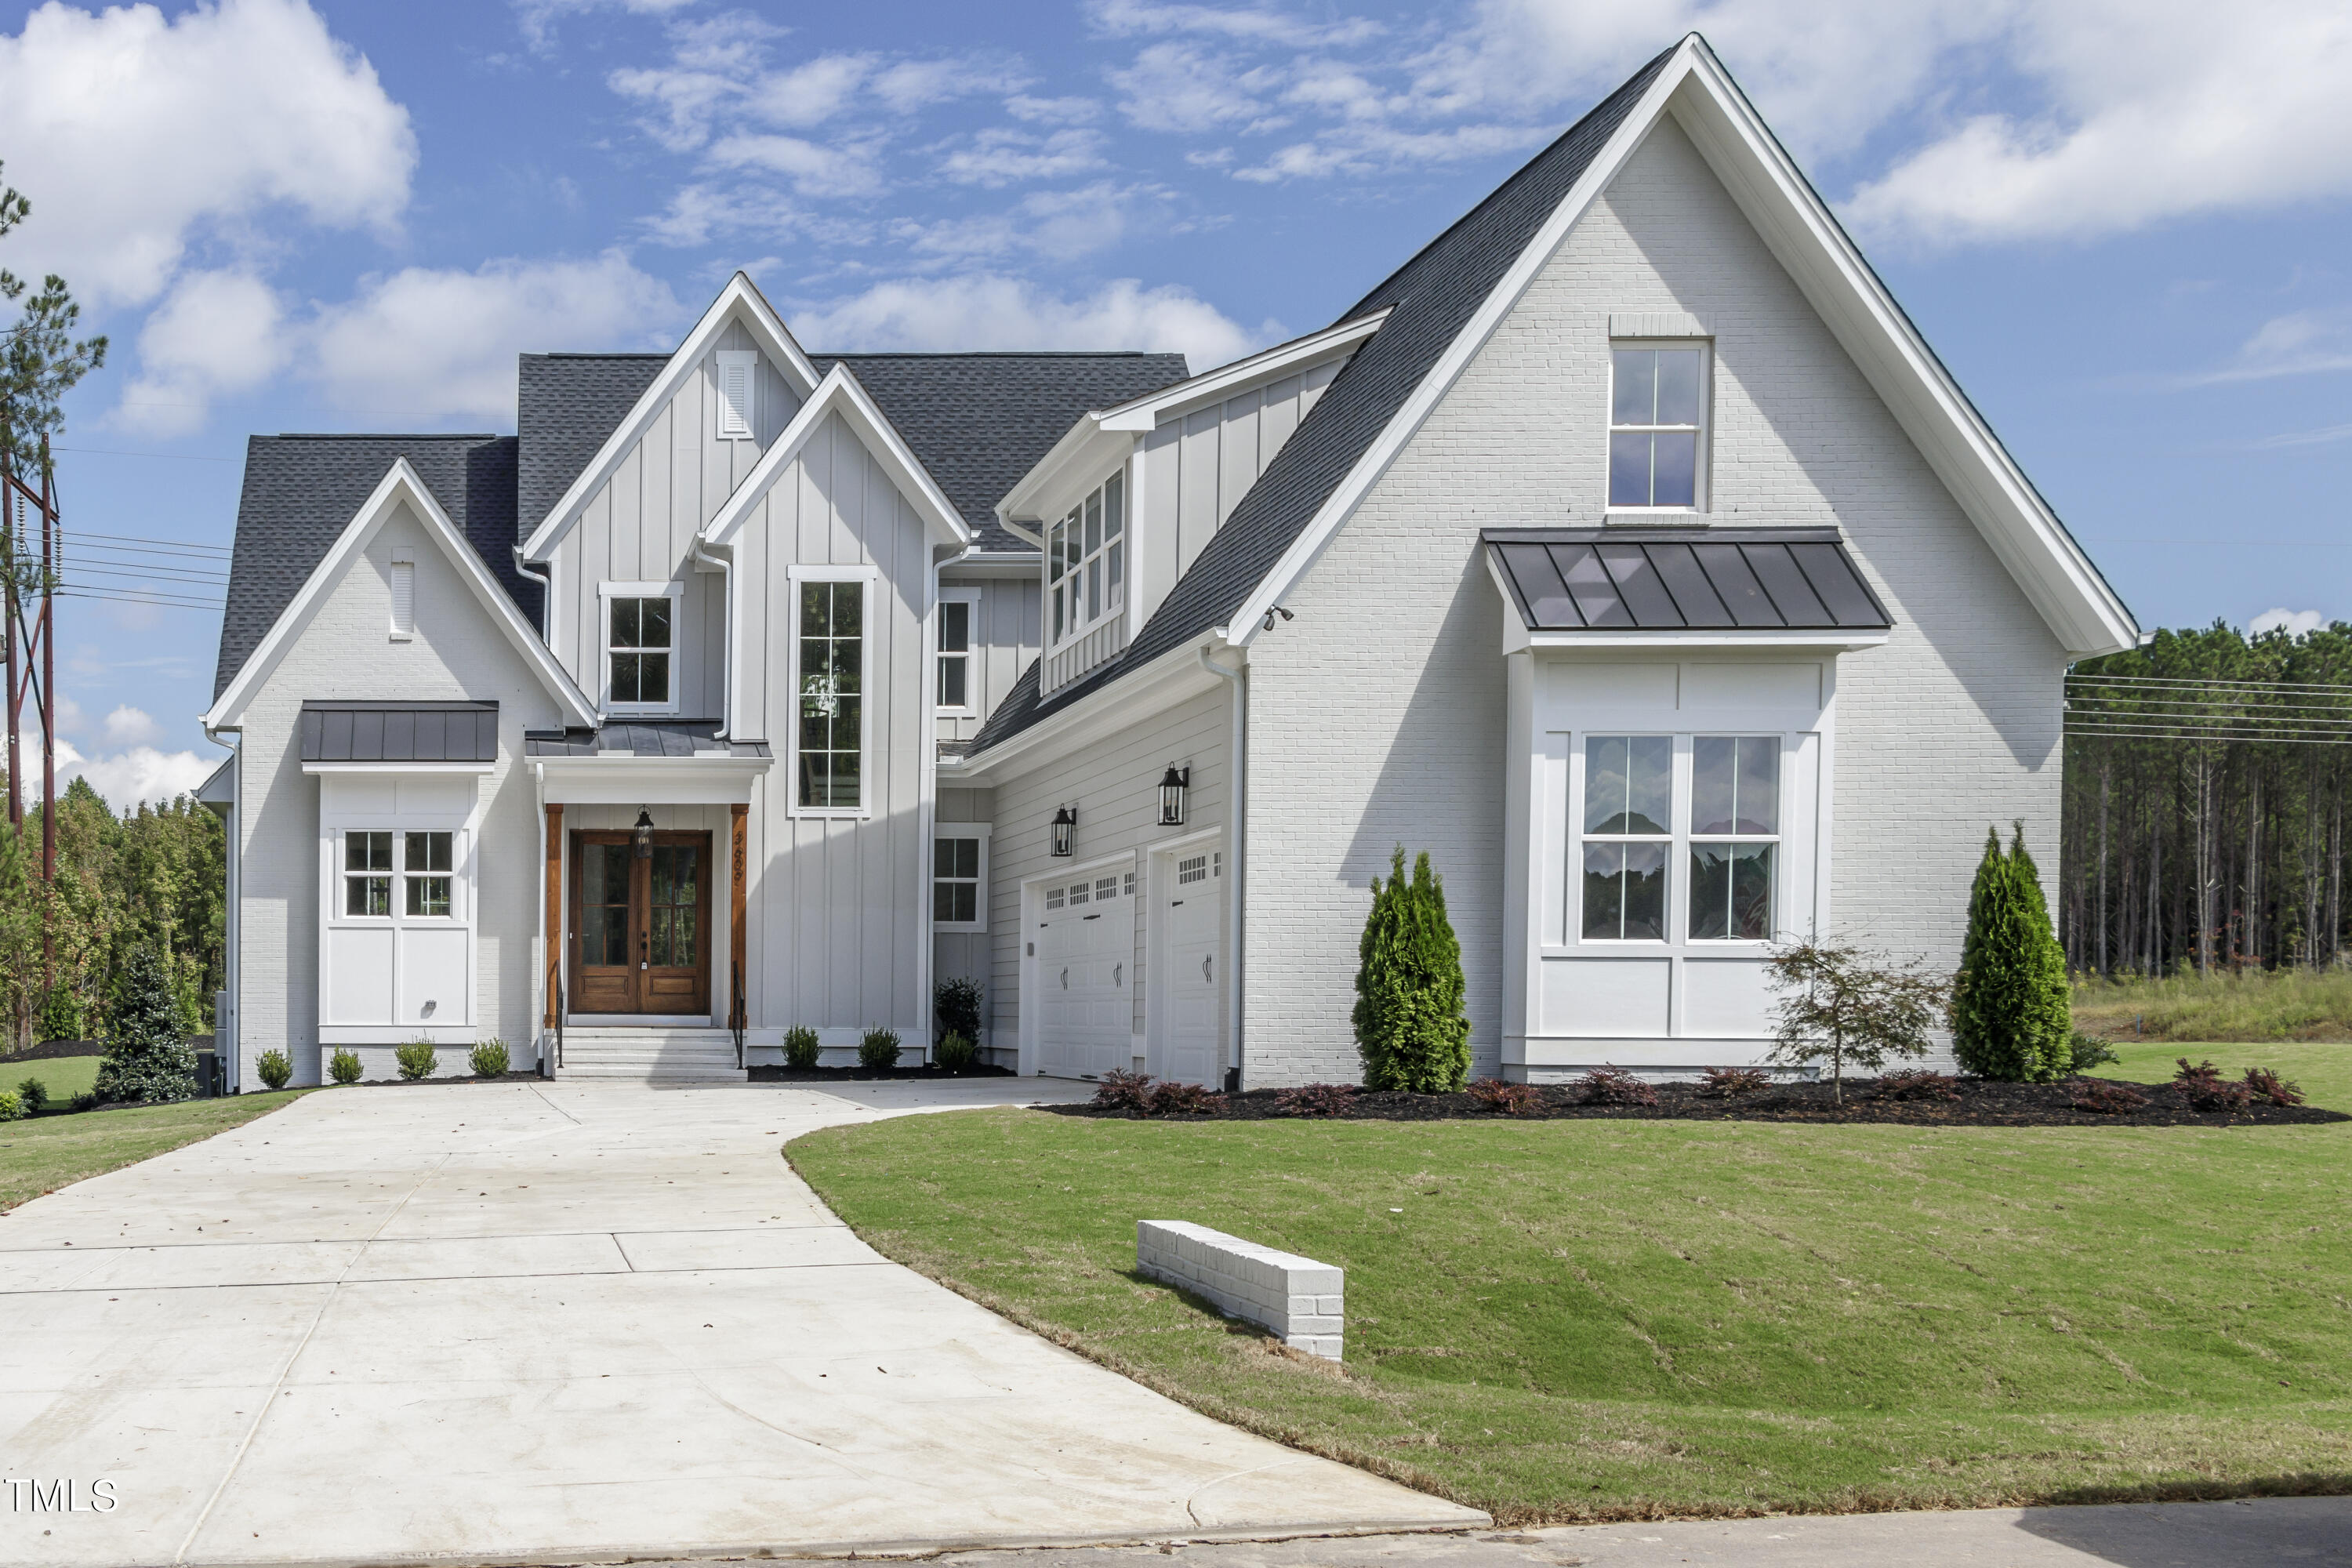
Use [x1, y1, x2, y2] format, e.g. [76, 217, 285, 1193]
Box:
[0, 1080, 1483, 1567]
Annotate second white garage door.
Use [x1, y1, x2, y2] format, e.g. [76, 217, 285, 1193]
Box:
[1035, 871, 1133, 1079]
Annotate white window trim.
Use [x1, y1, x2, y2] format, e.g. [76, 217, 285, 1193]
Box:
[1604, 338, 1711, 518]
[388, 550, 415, 641]
[935, 586, 982, 718]
[327, 826, 472, 929]
[598, 580, 684, 716]
[786, 564, 879, 820]
[932, 821, 992, 933]
[716, 349, 758, 441]
[1046, 468, 1127, 653]
[1566, 731, 1790, 953]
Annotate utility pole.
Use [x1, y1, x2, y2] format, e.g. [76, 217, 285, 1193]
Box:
[39, 434, 53, 883]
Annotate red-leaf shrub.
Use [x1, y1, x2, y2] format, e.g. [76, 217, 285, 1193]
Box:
[1275, 1082, 1359, 1118]
[1145, 1080, 1225, 1116]
[2069, 1078, 2150, 1115]
[1873, 1069, 1961, 1102]
[1577, 1068, 1658, 1107]
[1467, 1078, 1541, 1115]
[1700, 1066, 1771, 1097]
[2172, 1058, 2252, 1111]
[2243, 1066, 2305, 1107]
[1091, 1069, 1155, 1115]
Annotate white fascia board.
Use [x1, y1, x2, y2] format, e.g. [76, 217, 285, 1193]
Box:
[1663, 47, 2136, 658]
[302, 760, 499, 775]
[203, 459, 598, 732]
[1224, 34, 2136, 660]
[995, 419, 1133, 532]
[700, 364, 972, 552]
[521, 273, 822, 561]
[953, 638, 1222, 781]
[1096, 310, 1389, 432]
[194, 753, 236, 806]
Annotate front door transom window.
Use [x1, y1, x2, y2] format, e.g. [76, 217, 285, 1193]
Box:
[1579, 733, 1780, 942]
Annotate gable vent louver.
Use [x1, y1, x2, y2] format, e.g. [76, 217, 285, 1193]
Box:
[717, 350, 757, 439]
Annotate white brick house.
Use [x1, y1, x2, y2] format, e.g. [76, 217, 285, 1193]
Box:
[201, 36, 2134, 1089]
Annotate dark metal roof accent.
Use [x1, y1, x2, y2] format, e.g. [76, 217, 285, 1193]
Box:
[1483, 528, 1892, 633]
[523, 720, 771, 760]
[216, 436, 529, 701]
[967, 46, 1678, 758]
[299, 701, 499, 763]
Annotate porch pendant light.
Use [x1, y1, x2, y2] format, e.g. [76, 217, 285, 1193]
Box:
[633, 808, 655, 859]
[1050, 805, 1076, 858]
[1156, 764, 1190, 826]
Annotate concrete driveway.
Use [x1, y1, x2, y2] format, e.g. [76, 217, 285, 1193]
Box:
[0, 1080, 1483, 1566]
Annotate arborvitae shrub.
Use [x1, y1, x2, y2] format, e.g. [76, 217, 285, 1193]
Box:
[94, 946, 197, 1104]
[1352, 847, 1472, 1092]
[935, 976, 984, 1048]
[1951, 824, 2071, 1081]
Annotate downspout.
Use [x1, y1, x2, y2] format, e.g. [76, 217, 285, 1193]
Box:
[1200, 643, 1247, 1091]
[512, 546, 554, 643]
[691, 541, 735, 739]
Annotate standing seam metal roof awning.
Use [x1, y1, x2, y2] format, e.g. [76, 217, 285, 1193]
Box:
[522, 720, 772, 760]
[1483, 527, 1892, 632]
[299, 701, 499, 763]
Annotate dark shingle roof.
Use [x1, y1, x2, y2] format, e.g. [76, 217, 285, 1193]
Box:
[812, 354, 1190, 553]
[215, 434, 531, 700]
[517, 353, 667, 543]
[1485, 528, 1890, 631]
[967, 47, 1675, 758]
[299, 701, 499, 763]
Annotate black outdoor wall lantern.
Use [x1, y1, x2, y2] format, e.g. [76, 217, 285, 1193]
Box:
[1050, 804, 1077, 857]
[633, 808, 655, 859]
[1157, 764, 1190, 826]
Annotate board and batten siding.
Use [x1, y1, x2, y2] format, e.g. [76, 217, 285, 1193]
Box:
[983, 687, 1227, 1055]
[545, 322, 804, 717]
[1239, 112, 2065, 1085]
[728, 408, 934, 1039]
[228, 503, 568, 1086]
[935, 573, 1040, 746]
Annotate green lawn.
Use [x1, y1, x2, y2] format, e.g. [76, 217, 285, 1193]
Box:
[0, 1090, 310, 1214]
[791, 1041, 2352, 1523]
[6, 1054, 100, 1107]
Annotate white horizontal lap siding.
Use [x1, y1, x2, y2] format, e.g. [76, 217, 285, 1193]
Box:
[987, 688, 1228, 1054]
[735, 410, 928, 1036]
[233, 506, 566, 1083]
[549, 320, 805, 714]
[1246, 114, 2065, 1083]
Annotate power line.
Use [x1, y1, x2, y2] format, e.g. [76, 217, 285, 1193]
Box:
[60, 528, 232, 557]
[52, 445, 230, 463]
[55, 588, 223, 612]
[62, 564, 231, 589]
[2069, 727, 2352, 748]
[2068, 673, 2352, 695]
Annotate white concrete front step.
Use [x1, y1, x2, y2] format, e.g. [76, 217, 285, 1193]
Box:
[557, 1027, 746, 1081]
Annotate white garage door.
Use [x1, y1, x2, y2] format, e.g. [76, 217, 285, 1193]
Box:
[1035, 871, 1133, 1079]
[1157, 850, 1223, 1086]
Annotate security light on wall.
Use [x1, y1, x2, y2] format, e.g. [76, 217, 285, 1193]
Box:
[633, 808, 655, 859]
[1157, 764, 1190, 826]
[1050, 805, 1076, 858]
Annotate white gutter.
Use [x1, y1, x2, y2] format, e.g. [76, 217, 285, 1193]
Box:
[1200, 642, 1247, 1091]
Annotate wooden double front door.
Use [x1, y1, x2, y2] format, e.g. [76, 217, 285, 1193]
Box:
[570, 830, 711, 1014]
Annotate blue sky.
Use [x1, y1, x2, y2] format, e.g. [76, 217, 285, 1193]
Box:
[6, 0, 2349, 805]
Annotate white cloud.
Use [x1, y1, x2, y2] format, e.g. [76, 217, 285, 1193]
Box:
[0, 0, 414, 307]
[751, 53, 880, 128]
[514, 0, 696, 50]
[641, 184, 816, 249]
[939, 129, 1110, 187]
[2180, 310, 2352, 387]
[871, 57, 1027, 114]
[707, 132, 886, 198]
[118, 270, 289, 435]
[2250, 608, 2327, 639]
[102, 705, 162, 747]
[1088, 0, 1385, 48]
[2251, 423, 2352, 451]
[1109, 42, 1276, 132]
[311, 252, 682, 422]
[1007, 94, 1103, 125]
[788, 274, 1267, 367]
[898, 183, 1156, 262]
[55, 736, 216, 811]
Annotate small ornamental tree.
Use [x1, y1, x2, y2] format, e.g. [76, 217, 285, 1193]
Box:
[1766, 939, 1947, 1105]
[1951, 822, 2071, 1081]
[1353, 847, 1472, 1092]
[93, 945, 196, 1104]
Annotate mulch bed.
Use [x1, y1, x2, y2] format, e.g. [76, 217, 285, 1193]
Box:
[748, 1062, 1014, 1083]
[1049, 1076, 2347, 1128]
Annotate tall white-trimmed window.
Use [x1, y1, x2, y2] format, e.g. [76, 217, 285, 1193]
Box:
[1580, 736, 1671, 941]
[717, 349, 757, 440]
[1688, 736, 1778, 941]
[601, 583, 681, 712]
[1048, 470, 1124, 646]
[934, 827, 989, 931]
[1608, 344, 1708, 510]
[797, 575, 866, 812]
[1577, 732, 1780, 944]
[937, 588, 979, 713]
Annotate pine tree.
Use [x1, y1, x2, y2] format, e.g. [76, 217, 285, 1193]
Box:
[1353, 847, 1472, 1092]
[1951, 822, 2072, 1081]
[94, 945, 195, 1104]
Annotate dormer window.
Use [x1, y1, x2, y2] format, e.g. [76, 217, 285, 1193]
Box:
[1048, 470, 1124, 646]
[717, 349, 757, 440]
[1608, 344, 1707, 510]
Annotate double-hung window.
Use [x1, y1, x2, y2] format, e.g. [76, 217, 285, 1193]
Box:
[798, 579, 865, 811]
[345, 831, 393, 917]
[1608, 345, 1707, 510]
[936, 591, 977, 712]
[608, 594, 673, 708]
[1577, 733, 1780, 942]
[1047, 471, 1123, 646]
[934, 831, 986, 930]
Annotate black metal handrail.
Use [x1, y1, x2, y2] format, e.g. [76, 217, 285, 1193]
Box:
[554, 974, 565, 1072]
[731, 968, 746, 1070]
